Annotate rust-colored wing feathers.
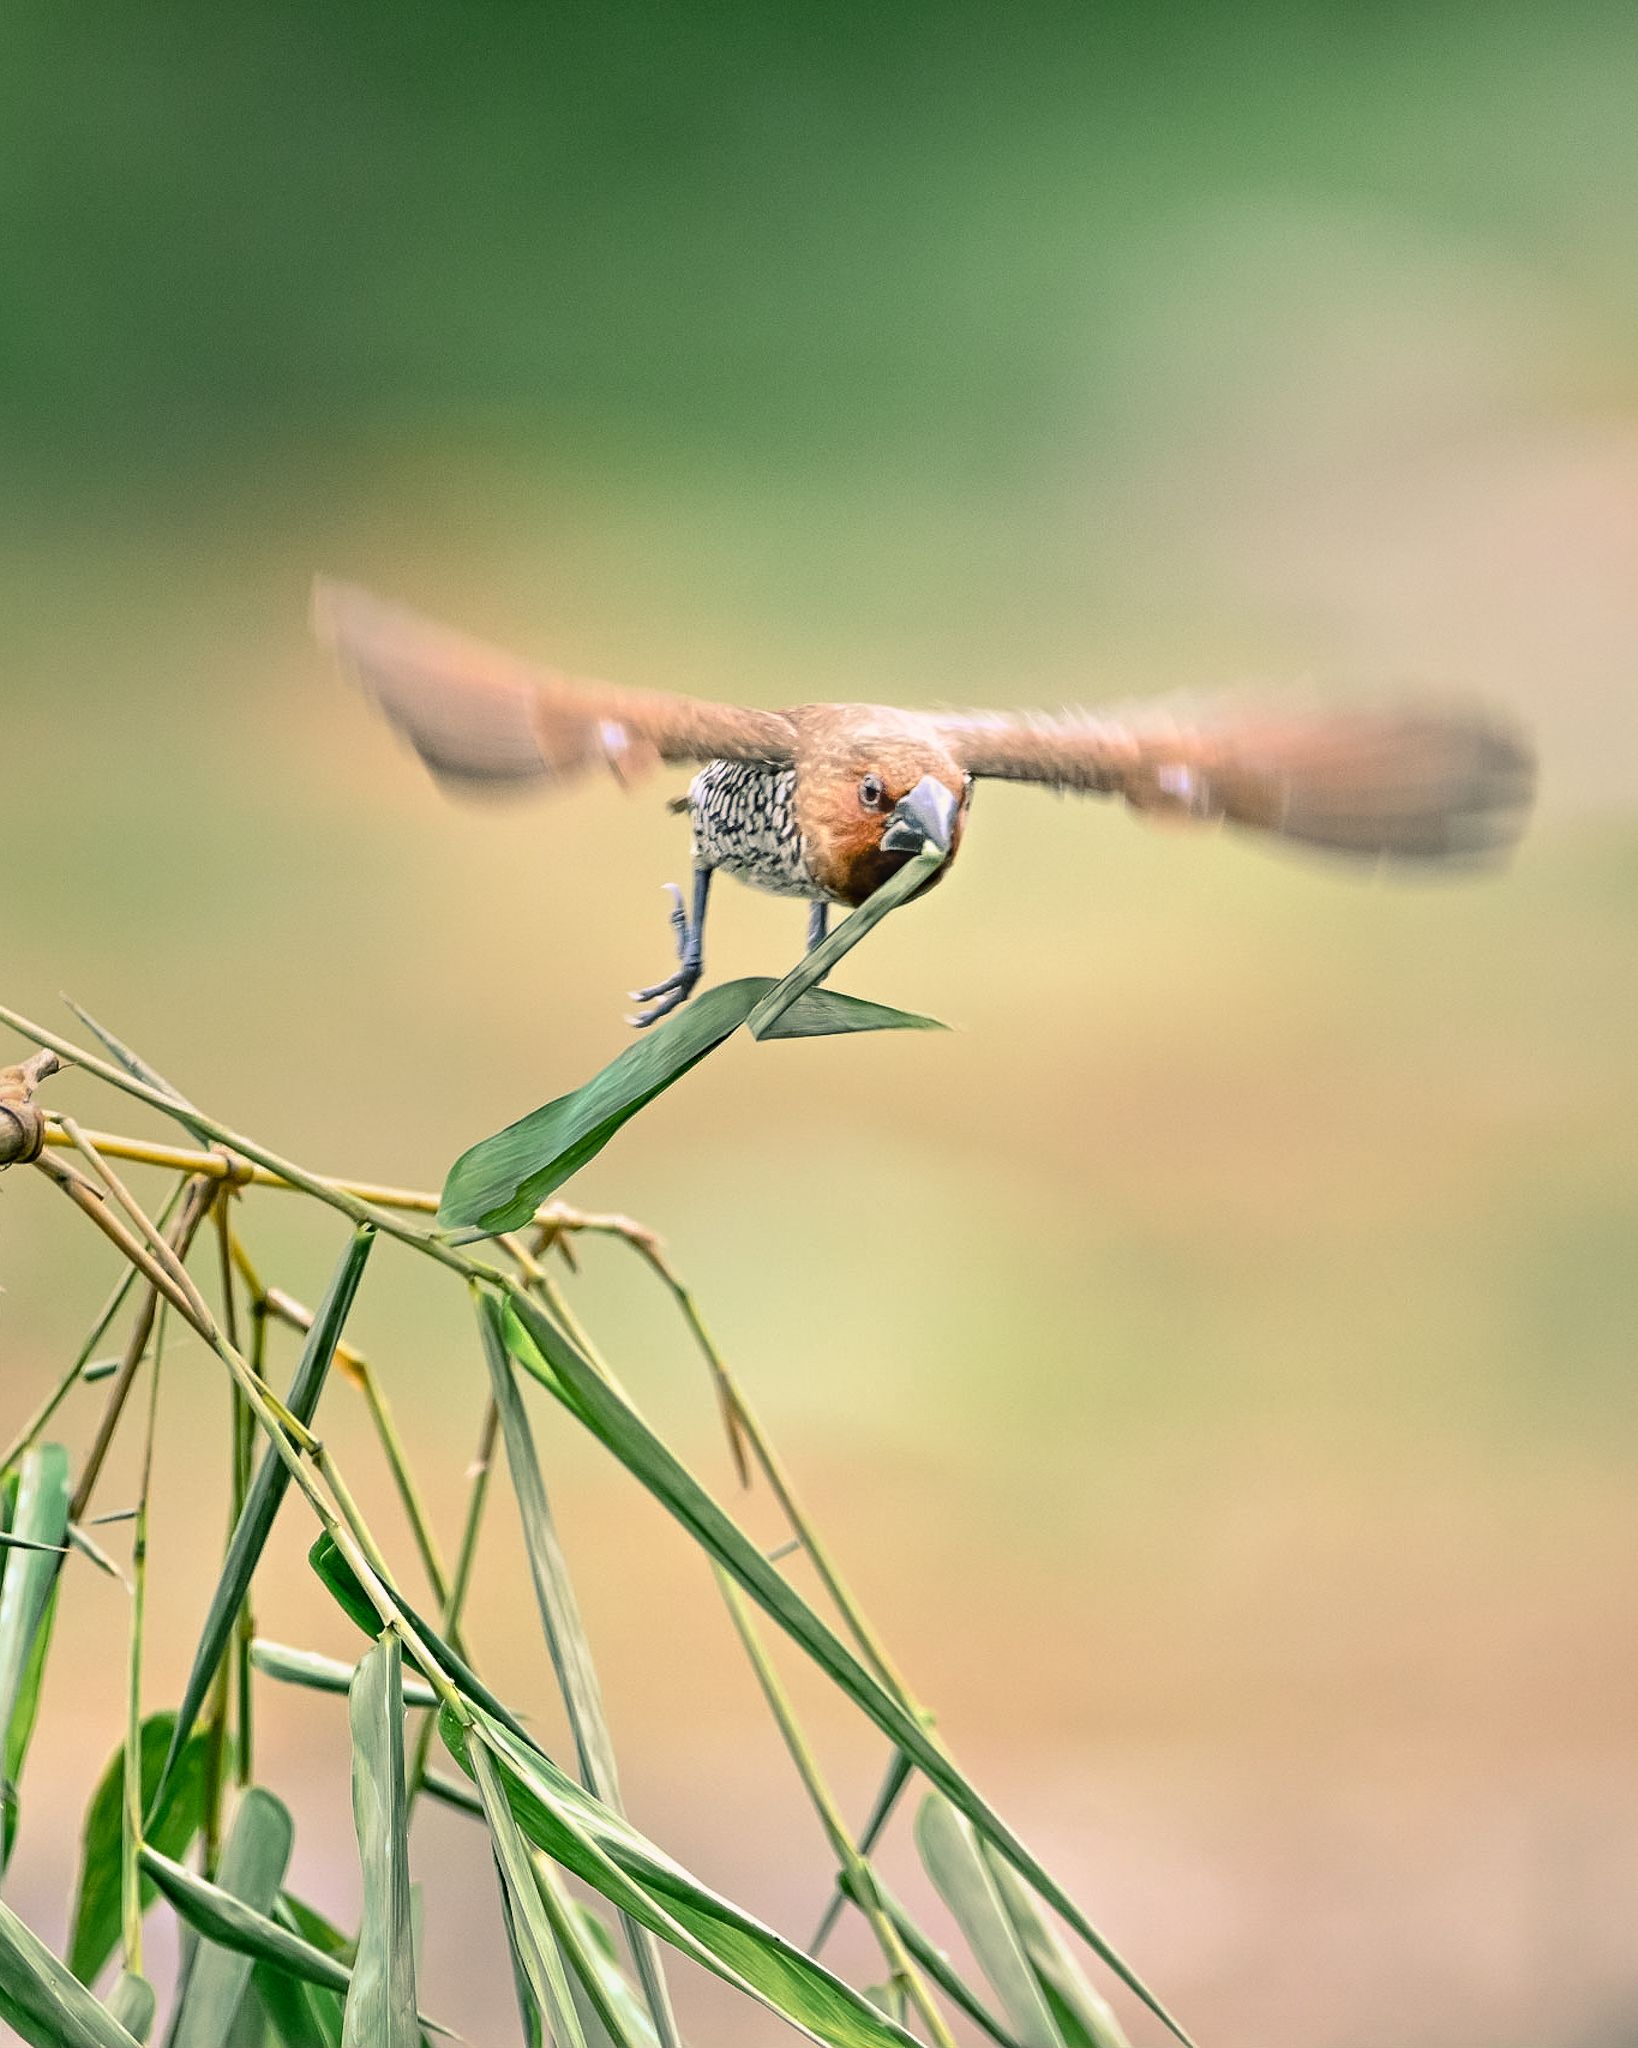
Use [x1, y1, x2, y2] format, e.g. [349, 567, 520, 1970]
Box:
[936, 702, 1535, 864]
[312, 580, 796, 797]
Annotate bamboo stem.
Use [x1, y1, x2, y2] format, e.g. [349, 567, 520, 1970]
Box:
[719, 1574, 959, 2048]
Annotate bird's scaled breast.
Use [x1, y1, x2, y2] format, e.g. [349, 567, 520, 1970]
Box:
[687, 759, 816, 897]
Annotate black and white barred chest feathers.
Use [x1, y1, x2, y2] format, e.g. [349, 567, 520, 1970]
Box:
[686, 759, 815, 897]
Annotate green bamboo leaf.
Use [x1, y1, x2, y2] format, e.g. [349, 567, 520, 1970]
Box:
[141, 1851, 352, 1998]
[500, 1295, 1191, 2047]
[560, 1900, 657, 2048]
[170, 1787, 294, 2047]
[987, 1864, 1133, 2048]
[158, 1228, 376, 1801]
[253, 1961, 339, 2048]
[306, 1536, 536, 1757]
[60, 1000, 215, 1153]
[249, 1640, 438, 1709]
[0, 1896, 141, 2048]
[915, 1795, 1060, 2048]
[342, 1635, 417, 2048]
[104, 1973, 154, 2043]
[744, 844, 946, 1041]
[470, 1739, 588, 2048]
[0, 1442, 71, 1869]
[475, 1294, 679, 2048]
[253, 1896, 352, 2048]
[863, 1882, 1023, 2048]
[443, 1710, 916, 2048]
[70, 1713, 211, 1984]
[439, 973, 942, 1236]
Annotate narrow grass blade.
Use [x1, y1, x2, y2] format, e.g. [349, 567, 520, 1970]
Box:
[342, 1635, 417, 2048]
[60, 1000, 214, 1152]
[471, 1739, 588, 2048]
[475, 1294, 680, 2048]
[0, 1442, 71, 1868]
[915, 1795, 1060, 2047]
[988, 1864, 1133, 2048]
[440, 973, 941, 1236]
[250, 1640, 438, 1709]
[444, 1709, 917, 2048]
[501, 1295, 1191, 2046]
[104, 1973, 153, 2044]
[158, 1227, 375, 1800]
[70, 1714, 210, 1984]
[0, 1897, 141, 2048]
[169, 1786, 293, 2047]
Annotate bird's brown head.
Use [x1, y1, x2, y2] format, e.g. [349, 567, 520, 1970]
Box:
[793, 710, 971, 907]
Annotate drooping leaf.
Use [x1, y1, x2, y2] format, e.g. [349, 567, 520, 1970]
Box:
[0, 1442, 70, 1869]
[444, 1709, 917, 2048]
[471, 1739, 588, 2048]
[251, 1895, 356, 2048]
[249, 1640, 438, 1709]
[158, 1228, 376, 1801]
[169, 1788, 293, 2048]
[988, 1863, 1133, 2048]
[499, 1294, 1191, 2046]
[439, 970, 942, 1237]
[141, 1851, 352, 1998]
[341, 1636, 417, 2048]
[475, 1294, 679, 2048]
[916, 1795, 1060, 2048]
[560, 1900, 658, 2048]
[306, 1535, 534, 1756]
[104, 1973, 154, 2043]
[0, 1897, 141, 2048]
[70, 1713, 211, 1984]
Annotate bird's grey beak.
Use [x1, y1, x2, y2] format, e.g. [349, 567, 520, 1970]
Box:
[881, 775, 959, 856]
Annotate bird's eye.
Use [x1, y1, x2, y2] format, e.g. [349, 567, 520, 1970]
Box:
[858, 774, 885, 810]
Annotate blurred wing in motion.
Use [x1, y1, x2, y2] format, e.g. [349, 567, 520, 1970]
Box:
[936, 700, 1536, 865]
[313, 580, 798, 798]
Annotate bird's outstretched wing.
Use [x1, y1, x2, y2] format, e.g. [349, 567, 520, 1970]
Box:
[313, 580, 798, 796]
[934, 700, 1535, 864]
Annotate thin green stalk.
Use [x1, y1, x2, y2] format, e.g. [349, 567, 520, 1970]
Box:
[637, 1241, 918, 1710]
[0, 1001, 510, 1285]
[407, 1398, 498, 1810]
[812, 1753, 916, 1954]
[231, 1234, 455, 1620]
[67, 1174, 217, 1522]
[0, 1176, 187, 1474]
[718, 1574, 958, 2048]
[234, 1300, 262, 1788]
[121, 1309, 166, 1978]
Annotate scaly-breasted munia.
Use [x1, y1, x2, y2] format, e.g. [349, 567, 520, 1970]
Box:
[314, 581, 1535, 1025]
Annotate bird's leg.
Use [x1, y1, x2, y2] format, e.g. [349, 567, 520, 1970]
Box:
[628, 865, 713, 1028]
[806, 901, 830, 951]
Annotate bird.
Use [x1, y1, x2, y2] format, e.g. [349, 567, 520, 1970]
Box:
[312, 580, 1536, 1027]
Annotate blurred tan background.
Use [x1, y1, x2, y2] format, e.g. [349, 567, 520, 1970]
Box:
[4, 4, 1637, 2043]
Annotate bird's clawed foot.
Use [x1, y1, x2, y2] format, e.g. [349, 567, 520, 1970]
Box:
[627, 879, 706, 1028]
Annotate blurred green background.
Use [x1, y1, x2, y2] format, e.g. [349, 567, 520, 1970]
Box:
[4, 4, 1637, 2042]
